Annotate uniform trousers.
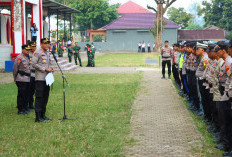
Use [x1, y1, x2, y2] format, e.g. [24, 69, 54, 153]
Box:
[35, 81, 50, 114]
[16, 82, 30, 112]
[28, 77, 35, 107]
[162, 60, 171, 77]
[216, 101, 232, 148]
[198, 80, 211, 121]
[190, 71, 200, 109]
[172, 63, 181, 87]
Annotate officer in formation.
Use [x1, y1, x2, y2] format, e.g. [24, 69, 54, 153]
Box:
[73, 42, 82, 67]
[28, 41, 37, 110]
[68, 44, 73, 63]
[57, 44, 64, 57]
[32, 38, 54, 122]
[13, 45, 32, 115]
[86, 43, 95, 67]
[171, 40, 232, 156]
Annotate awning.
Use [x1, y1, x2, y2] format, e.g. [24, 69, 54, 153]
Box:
[43, 0, 80, 15]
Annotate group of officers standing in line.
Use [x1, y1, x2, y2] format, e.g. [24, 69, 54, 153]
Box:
[12, 39, 96, 123]
[13, 38, 53, 122]
[161, 40, 232, 156]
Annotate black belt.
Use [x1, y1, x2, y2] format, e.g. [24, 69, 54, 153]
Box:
[162, 56, 170, 59]
[18, 70, 30, 77]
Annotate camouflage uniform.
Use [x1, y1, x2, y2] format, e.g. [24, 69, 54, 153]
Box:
[68, 46, 73, 63]
[73, 45, 82, 66]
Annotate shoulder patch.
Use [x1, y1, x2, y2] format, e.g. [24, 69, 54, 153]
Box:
[17, 58, 21, 63]
[34, 52, 38, 57]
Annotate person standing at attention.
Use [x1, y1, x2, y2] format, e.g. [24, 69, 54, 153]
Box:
[161, 41, 172, 79]
[142, 41, 146, 53]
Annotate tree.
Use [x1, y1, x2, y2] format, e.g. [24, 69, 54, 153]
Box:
[201, 0, 232, 31]
[167, 7, 193, 29]
[185, 23, 203, 30]
[147, 0, 177, 51]
[54, 0, 119, 31]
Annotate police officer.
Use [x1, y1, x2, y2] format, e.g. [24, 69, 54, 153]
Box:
[13, 45, 31, 115]
[214, 42, 232, 151]
[28, 41, 37, 110]
[188, 42, 200, 112]
[161, 41, 172, 79]
[195, 42, 210, 120]
[172, 43, 181, 88]
[74, 42, 82, 67]
[32, 38, 54, 122]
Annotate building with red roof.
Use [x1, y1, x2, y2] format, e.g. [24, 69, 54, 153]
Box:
[117, 1, 152, 14]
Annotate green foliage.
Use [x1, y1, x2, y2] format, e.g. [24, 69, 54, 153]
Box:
[55, 0, 119, 31]
[201, 0, 232, 31]
[185, 23, 203, 30]
[0, 73, 142, 156]
[93, 35, 103, 42]
[226, 31, 232, 40]
[167, 7, 193, 28]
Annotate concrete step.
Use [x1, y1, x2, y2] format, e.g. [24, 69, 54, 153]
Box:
[63, 65, 78, 71]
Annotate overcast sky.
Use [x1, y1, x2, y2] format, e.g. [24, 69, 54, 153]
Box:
[109, 0, 209, 17]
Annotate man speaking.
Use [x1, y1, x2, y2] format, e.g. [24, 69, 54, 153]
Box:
[32, 38, 54, 122]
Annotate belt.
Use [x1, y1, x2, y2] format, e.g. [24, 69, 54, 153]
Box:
[18, 70, 30, 77]
[162, 56, 170, 58]
[31, 69, 35, 73]
[199, 77, 204, 80]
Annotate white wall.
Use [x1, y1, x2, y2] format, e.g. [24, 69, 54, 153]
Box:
[1, 14, 7, 44]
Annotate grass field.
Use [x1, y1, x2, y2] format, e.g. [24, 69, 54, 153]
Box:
[83, 53, 160, 67]
[0, 73, 142, 156]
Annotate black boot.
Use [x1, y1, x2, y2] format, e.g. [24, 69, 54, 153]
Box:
[161, 75, 165, 79]
[35, 112, 45, 122]
[41, 112, 53, 121]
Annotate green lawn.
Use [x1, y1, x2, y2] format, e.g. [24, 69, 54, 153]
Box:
[0, 73, 142, 156]
[84, 53, 160, 67]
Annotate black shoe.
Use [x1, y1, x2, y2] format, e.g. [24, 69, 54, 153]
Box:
[29, 104, 34, 110]
[223, 151, 232, 157]
[18, 111, 28, 115]
[215, 143, 228, 151]
[161, 76, 165, 79]
[41, 113, 53, 121]
[35, 112, 45, 123]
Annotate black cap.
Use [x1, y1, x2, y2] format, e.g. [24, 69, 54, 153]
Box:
[207, 44, 217, 52]
[22, 45, 32, 50]
[215, 41, 227, 52]
[29, 41, 36, 47]
[41, 38, 50, 44]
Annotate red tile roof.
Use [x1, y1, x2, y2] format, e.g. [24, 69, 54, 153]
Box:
[178, 30, 227, 41]
[99, 13, 179, 30]
[117, 1, 152, 14]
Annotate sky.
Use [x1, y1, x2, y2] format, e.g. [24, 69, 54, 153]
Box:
[109, 0, 209, 17]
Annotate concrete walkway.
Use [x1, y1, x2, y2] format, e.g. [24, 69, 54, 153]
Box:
[125, 71, 202, 157]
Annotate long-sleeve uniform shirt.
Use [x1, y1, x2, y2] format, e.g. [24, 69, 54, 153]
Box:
[13, 53, 31, 82]
[189, 53, 198, 72]
[32, 47, 52, 81]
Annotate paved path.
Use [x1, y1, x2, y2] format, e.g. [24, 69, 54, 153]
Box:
[125, 71, 202, 157]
